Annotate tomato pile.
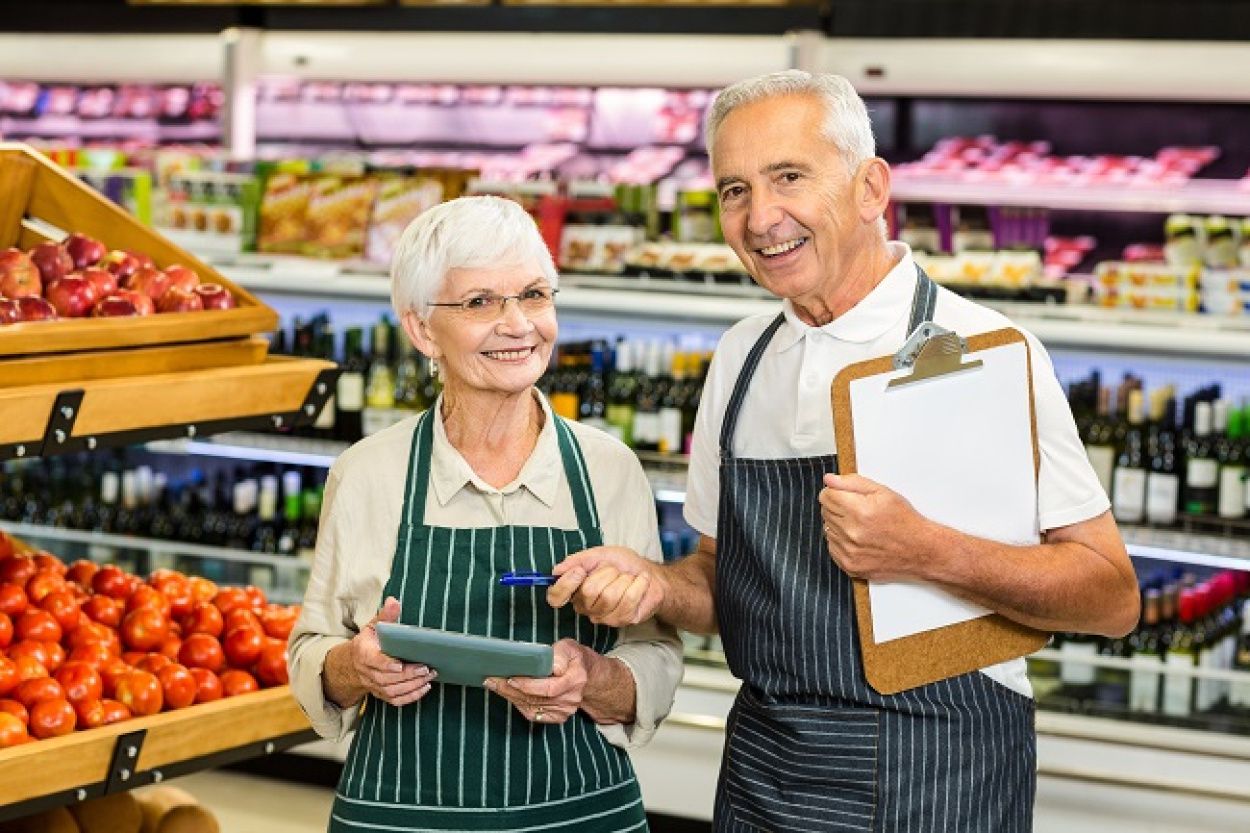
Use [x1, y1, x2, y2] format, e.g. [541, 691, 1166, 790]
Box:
[0, 530, 299, 748]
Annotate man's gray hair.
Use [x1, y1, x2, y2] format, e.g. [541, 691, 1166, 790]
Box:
[704, 70, 877, 172]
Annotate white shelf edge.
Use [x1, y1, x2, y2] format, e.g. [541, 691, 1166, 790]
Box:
[891, 177, 1250, 216]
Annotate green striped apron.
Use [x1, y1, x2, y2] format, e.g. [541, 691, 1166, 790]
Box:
[330, 409, 648, 833]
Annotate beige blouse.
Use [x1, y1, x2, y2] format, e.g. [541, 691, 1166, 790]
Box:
[288, 391, 685, 749]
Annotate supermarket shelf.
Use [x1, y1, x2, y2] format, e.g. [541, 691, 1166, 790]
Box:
[891, 176, 1250, 216]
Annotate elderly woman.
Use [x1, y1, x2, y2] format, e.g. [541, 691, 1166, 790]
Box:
[288, 195, 683, 833]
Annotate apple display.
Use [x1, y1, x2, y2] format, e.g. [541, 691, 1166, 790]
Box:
[28, 241, 73, 284]
[0, 248, 42, 299]
[91, 295, 141, 318]
[0, 298, 22, 324]
[98, 250, 140, 281]
[130, 251, 156, 269]
[114, 288, 155, 316]
[156, 286, 204, 314]
[194, 283, 236, 310]
[15, 296, 57, 322]
[63, 233, 107, 270]
[122, 266, 171, 300]
[163, 264, 200, 293]
[44, 275, 99, 318]
[80, 267, 118, 298]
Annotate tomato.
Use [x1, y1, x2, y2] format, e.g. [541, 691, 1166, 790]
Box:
[74, 698, 108, 729]
[0, 583, 28, 617]
[38, 589, 81, 633]
[98, 658, 131, 700]
[223, 607, 262, 636]
[0, 657, 18, 697]
[253, 641, 289, 688]
[81, 595, 122, 628]
[13, 677, 65, 710]
[0, 555, 37, 587]
[0, 711, 29, 748]
[158, 634, 182, 661]
[65, 559, 99, 589]
[8, 639, 56, 671]
[120, 607, 170, 652]
[135, 653, 173, 675]
[126, 585, 172, 618]
[42, 641, 65, 674]
[242, 585, 268, 613]
[182, 602, 224, 638]
[92, 565, 136, 600]
[219, 669, 259, 698]
[114, 670, 162, 717]
[178, 633, 225, 673]
[30, 552, 66, 576]
[67, 641, 114, 671]
[212, 587, 252, 616]
[187, 576, 218, 608]
[66, 621, 121, 655]
[260, 605, 299, 641]
[222, 626, 264, 669]
[55, 662, 103, 705]
[29, 697, 76, 739]
[11, 655, 48, 684]
[14, 609, 61, 644]
[156, 664, 197, 711]
[0, 611, 11, 650]
[23, 570, 67, 605]
[0, 698, 28, 724]
[0, 531, 12, 559]
[150, 573, 193, 619]
[189, 668, 223, 704]
[98, 698, 131, 726]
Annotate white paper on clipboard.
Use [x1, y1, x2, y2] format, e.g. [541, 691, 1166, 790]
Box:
[848, 338, 1039, 644]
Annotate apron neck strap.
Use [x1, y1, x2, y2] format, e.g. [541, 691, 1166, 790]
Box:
[399, 407, 602, 534]
[719, 262, 940, 458]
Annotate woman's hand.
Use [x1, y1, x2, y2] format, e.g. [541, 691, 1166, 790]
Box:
[325, 596, 437, 709]
[484, 639, 588, 725]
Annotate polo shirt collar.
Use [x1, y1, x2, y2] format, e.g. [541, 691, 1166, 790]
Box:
[773, 242, 917, 353]
[429, 390, 561, 508]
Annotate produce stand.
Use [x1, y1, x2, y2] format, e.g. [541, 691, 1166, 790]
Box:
[0, 687, 317, 822]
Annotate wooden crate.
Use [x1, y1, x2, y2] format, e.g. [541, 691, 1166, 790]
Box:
[0, 143, 277, 358]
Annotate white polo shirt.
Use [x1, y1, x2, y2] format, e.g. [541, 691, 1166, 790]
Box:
[684, 242, 1109, 698]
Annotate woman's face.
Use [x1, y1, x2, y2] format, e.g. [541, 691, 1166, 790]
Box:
[412, 262, 557, 398]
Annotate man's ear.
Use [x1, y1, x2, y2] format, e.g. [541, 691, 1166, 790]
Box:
[856, 157, 892, 224]
[400, 309, 439, 361]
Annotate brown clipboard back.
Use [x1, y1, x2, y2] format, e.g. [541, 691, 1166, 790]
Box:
[830, 326, 1049, 696]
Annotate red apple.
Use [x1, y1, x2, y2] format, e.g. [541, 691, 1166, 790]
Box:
[130, 251, 155, 269]
[156, 286, 203, 314]
[15, 296, 57, 322]
[44, 275, 99, 318]
[98, 250, 140, 281]
[91, 295, 141, 318]
[194, 283, 236, 311]
[0, 248, 42, 299]
[114, 288, 154, 316]
[163, 264, 200, 293]
[0, 298, 22, 323]
[63, 233, 107, 271]
[80, 267, 118, 298]
[28, 242, 73, 284]
[122, 266, 170, 301]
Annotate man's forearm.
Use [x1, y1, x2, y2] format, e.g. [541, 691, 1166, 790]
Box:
[656, 544, 718, 635]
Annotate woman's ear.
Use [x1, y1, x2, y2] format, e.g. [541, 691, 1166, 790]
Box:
[856, 157, 892, 224]
[401, 309, 439, 360]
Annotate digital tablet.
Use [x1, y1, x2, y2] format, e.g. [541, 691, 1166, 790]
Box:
[375, 622, 554, 688]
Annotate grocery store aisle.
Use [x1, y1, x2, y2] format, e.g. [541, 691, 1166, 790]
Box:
[173, 769, 335, 833]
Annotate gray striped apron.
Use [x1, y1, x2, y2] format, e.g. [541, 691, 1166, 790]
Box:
[330, 410, 647, 832]
[712, 267, 1036, 833]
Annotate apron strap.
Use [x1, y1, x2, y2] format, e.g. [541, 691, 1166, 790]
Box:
[554, 414, 602, 533]
[398, 405, 603, 535]
[719, 261, 940, 459]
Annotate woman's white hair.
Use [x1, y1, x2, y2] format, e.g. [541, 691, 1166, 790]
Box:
[704, 70, 877, 172]
[390, 195, 559, 317]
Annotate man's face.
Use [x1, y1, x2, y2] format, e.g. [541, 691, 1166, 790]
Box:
[711, 93, 862, 306]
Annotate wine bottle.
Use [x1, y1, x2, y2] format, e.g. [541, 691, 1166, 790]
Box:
[606, 339, 638, 447]
[1217, 402, 1246, 520]
[1146, 392, 1180, 526]
[1162, 588, 1199, 718]
[1230, 600, 1250, 709]
[1084, 385, 1116, 498]
[1129, 588, 1164, 713]
[335, 327, 367, 444]
[1183, 401, 1218, 516]
[362, 317, 398, 437]
[1112, 389, 1147, 523]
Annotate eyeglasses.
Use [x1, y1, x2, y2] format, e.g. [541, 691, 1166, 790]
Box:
[428, 287, 558, 323]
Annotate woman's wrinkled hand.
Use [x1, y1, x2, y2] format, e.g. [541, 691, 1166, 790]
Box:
[484, 639, 589, 725]
[348, 596, 438, 707]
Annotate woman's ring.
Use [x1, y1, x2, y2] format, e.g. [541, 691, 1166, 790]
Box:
[822, 523, 831, 536]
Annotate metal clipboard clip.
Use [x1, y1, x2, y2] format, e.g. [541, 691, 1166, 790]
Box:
[888, 323, 983, 389]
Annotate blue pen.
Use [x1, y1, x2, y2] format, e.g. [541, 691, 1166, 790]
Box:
[500, 571, 558, 587]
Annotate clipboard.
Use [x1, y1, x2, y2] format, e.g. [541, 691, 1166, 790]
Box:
[830, 324, 1049, 696]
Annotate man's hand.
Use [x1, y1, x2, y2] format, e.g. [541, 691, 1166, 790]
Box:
[818, 473, 934, 582]
[547, 546, 665, 628]
[334, 596, 437, 708]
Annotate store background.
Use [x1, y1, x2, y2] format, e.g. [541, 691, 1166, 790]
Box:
[4, 2, 1250, 831]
